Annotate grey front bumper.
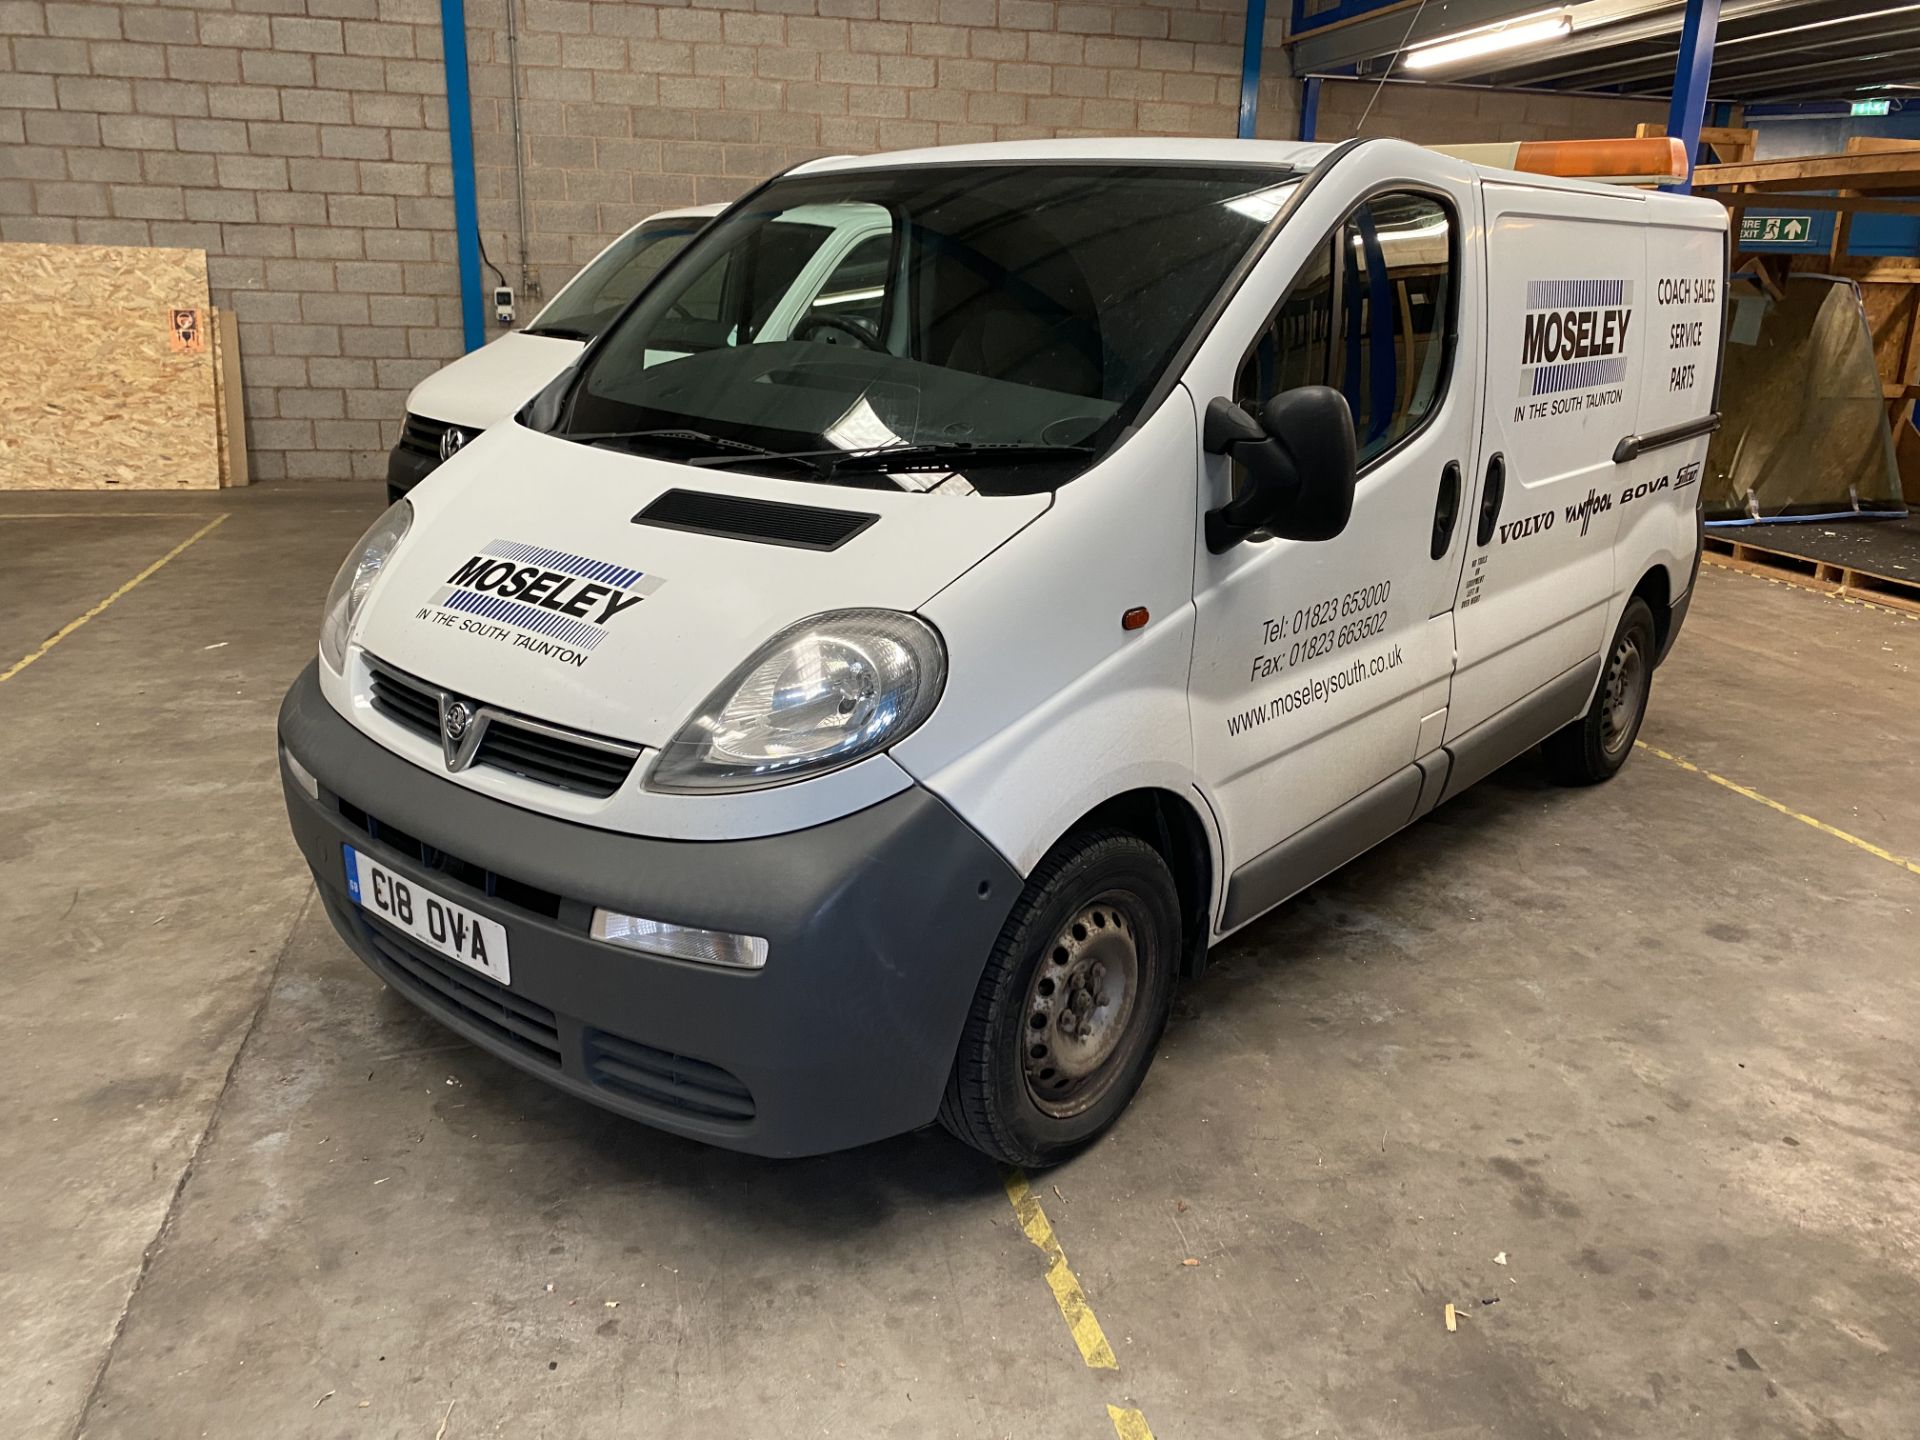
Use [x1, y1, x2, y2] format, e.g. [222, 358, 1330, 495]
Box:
[278, 662, 1019, 1157]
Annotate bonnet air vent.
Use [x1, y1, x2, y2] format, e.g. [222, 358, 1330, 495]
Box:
[631, 489, 879, 552]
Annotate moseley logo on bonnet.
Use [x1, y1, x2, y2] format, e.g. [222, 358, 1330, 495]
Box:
[418, 539, 665, 667]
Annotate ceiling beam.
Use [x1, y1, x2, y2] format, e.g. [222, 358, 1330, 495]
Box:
[1288, 0, 1607, 74]
[1488, 0, 1920, 86]
[1514, 14, 1920, 89]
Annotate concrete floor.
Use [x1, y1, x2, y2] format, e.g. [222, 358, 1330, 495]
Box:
[5, 484, 1917, 1440]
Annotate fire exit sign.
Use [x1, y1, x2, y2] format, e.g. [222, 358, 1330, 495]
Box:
[1852, 99, 1892, 116]
[1740, 214, 1812, 244]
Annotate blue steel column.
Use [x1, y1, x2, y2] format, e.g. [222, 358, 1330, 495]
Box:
[1238, 0, 1268, 139]
[439, 0, 486, 352]
[1662, 0, 1721, 192]
[1299, 74, 1321, 141]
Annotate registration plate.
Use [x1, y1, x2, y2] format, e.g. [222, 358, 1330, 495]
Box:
[343, 843, 511, 985]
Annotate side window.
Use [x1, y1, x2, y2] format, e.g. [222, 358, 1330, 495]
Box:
[1235, 191, 1454, 469]
[1335, 193, 1452, 460]
[801, 232, 893, 339]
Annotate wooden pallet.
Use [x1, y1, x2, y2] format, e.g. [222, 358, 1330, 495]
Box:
[1704, 534, 1920, 615]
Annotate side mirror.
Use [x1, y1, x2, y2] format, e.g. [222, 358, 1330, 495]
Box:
[1202, 387, 1358, 553]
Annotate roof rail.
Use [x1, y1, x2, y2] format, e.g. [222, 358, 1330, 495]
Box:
[1430, 137, 1688, 185]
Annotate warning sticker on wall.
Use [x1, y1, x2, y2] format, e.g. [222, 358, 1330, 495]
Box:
[168, 307, 205, 354]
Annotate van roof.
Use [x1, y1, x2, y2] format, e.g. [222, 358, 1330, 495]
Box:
[792, 136, 1335, 177]
[647, 202, 728, 222]
[789, 136, 1723, 221]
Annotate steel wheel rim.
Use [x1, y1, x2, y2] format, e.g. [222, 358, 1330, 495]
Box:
[1601, 630, 1646, 757]
[1023, 893, 1141, 1119]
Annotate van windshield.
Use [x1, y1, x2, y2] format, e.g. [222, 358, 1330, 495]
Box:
[526, 217, 708, 341]
[557, 163, 1298, 492]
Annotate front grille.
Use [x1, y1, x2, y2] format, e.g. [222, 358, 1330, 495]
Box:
[367, 663, 439, 742]
[365, 657, 641, 799]
[398, 413, 481, 459]
[357, 911, 562, 1068]
[584, 1029, 756, 1122]
[338, 798, 562, 919]
[470, 722, 637, 796]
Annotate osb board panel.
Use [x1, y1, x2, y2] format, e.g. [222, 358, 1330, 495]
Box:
[214, 307, 248, 487]
[0, 243, 219, 490]
[1860, 283, 1920, 388]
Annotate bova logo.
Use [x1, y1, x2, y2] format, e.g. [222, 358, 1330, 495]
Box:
[1520, 279, 1634, 398]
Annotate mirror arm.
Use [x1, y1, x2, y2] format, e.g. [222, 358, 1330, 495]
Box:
[1202, 398, 1298, 554]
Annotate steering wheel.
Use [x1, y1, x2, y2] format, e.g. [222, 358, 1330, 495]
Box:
[794, 313, 885, 351]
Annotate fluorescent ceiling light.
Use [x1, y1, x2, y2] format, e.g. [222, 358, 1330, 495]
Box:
[1404, 11, 1573, 71]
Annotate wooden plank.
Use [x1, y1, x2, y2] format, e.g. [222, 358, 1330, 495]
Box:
[1702, 540, 1920, 616]
[214, 305, 248, 487]
[209, 302, 231, 485]
[0, 242, 219, 490]
[1832, 190, 1858, 263]
[1845, 137, 1920, 155]
[1696, 151, 1920, 193]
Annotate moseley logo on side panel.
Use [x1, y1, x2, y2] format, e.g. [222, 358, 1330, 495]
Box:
[417, 539, 664, 668]
[1515, 279, 1635, 422]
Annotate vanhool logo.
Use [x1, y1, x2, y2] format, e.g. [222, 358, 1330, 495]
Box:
[428, 540, 663, 655]
[1521, 279, 1634, 397]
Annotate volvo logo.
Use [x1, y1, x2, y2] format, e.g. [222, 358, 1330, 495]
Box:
[438, 695, 486, 770]
[438, 427, 468, 463]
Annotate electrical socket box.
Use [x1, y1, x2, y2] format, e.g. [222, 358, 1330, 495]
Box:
[493, 286, 515, 326]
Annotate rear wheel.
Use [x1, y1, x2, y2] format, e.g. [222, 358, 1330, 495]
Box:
[1543, 596, 1655, 785]
[938, 829, 1180, 1168]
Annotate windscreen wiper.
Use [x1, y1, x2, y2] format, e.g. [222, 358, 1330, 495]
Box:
[690, 441, 1096, 478]
[524, 323, 594, 341]
[833, 442, 1095, 473]
[564, 428, 833, 477]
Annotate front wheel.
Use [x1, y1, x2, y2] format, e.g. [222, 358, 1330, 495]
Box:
[1543, 596, 1656, 785]
[938, 829, 1181, 1168]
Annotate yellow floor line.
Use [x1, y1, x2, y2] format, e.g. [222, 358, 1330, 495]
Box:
[1636, 741, 1920, 879]
[0, 513, 229, 687]
[0, 510, 222, 519]
[1108, 1404, 1158, 1439]
[1002, 1170, 1118, 1370]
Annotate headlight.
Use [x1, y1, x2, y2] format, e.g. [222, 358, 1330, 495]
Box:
[648, 609, 944, 793]
[319, 499, 411, 673]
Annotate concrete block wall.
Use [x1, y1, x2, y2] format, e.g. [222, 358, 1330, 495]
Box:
[463, 0, 1270, 300]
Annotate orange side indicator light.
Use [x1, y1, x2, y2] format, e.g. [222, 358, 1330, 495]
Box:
[1121, 607, 1150, 631]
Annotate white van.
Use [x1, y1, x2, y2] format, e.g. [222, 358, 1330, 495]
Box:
[387, 201, 905, 502]
[387, 205, 721, 501]
[283, 138, 1725, 1165]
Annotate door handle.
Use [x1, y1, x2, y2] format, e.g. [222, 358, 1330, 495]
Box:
[1474, 452, 1506, 547]
[1431, 461, 1461, 560]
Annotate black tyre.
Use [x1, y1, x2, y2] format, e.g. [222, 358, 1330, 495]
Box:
[1543, 596, 1656, 786]
[938, 829, 1181, 1168]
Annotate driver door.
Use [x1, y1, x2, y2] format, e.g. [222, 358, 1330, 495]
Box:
[1186, 154, 1483, 932]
